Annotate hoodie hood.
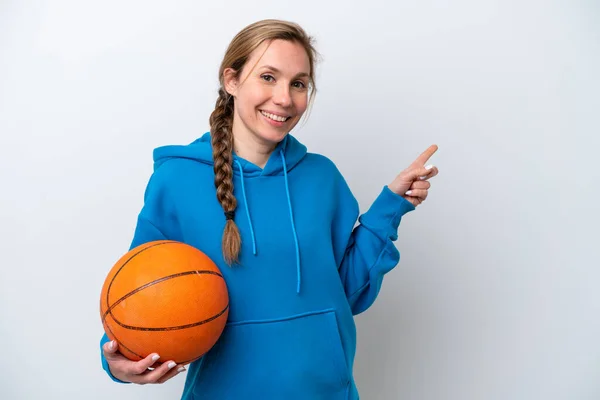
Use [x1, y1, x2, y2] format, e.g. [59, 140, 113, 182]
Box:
[152, 131, 307, 294]
[152, 131, 307, 176]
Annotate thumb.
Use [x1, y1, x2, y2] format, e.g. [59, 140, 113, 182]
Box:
[103, 340, 120, 360]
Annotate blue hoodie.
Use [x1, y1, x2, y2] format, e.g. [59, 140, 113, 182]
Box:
[100, 132, 415, 399]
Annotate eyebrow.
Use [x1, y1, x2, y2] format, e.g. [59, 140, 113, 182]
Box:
[259, 65, 310, 79]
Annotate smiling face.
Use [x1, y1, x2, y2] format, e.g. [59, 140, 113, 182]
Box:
[223, 39, 311, 147]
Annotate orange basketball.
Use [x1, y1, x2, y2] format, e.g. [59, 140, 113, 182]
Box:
[100, 240, 229, 365]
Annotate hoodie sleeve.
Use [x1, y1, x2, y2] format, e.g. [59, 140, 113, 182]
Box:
[100, 164, 175, 383]
[333, 176, 416, 315]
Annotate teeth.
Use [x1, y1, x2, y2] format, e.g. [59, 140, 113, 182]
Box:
[261, 111, 288, 122]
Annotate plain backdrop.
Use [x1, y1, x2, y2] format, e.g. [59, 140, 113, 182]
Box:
[1, 1, 599, 399]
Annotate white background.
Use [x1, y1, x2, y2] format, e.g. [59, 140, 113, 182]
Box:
[1, 0, 599, 399]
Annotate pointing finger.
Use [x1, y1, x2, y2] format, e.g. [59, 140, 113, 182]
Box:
[414, 144, 438, 166]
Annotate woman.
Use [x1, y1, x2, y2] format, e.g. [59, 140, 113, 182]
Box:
[100, 18, 439, 400]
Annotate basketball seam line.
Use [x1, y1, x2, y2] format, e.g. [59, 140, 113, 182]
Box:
[102, 270, 224, 322]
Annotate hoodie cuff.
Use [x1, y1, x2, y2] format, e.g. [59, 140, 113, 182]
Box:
[360, 186, 416, 240]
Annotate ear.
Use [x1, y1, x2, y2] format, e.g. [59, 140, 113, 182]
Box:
[223, 68, 239, 96]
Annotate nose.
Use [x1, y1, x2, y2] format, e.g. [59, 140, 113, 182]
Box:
[272, 83, 292, 108]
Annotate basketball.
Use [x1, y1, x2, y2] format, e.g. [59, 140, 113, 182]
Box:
[100, 240, 229, 365]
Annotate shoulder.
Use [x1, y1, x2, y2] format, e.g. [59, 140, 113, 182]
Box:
[143, 158, 213, 204]
[303, 152, 358, 206]
[152, 157, 212, 184]
[302, 152, 345, 180]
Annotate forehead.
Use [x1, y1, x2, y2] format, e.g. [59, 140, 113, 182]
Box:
[247, 39, 310, 76]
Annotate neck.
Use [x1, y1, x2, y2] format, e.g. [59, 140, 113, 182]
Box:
[231, 128, 278, 170]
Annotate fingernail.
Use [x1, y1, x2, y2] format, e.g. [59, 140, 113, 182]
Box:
[425, 164, 434, 170]
[405, 190, 412, 195]
[419, 176, 427, 180]
[152, 354, 160, 362]
[167, 361, 176, 369]
[110, 340, 116, 350]
[177, 366, 186, 372]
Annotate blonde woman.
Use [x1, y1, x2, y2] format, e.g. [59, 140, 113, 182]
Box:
[100, 19, 439, 400]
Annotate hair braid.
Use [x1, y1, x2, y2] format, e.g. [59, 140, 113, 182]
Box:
[209, 88, 241, 265]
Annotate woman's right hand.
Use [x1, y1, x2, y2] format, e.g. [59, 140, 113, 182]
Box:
[102, 340, 186, 384]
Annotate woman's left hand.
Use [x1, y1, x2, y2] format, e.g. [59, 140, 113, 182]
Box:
[388, 144, 439, 207]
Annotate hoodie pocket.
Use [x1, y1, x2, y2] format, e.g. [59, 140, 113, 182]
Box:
[192, 308, 350, 400]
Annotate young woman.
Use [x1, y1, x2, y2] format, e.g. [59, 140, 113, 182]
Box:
[100, 19, 439, 400]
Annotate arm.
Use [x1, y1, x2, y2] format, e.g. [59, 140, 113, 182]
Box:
[333, 181, 415, 315]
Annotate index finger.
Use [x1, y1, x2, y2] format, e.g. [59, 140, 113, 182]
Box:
[414, 144, 438, 165]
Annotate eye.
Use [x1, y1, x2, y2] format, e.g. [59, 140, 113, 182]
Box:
[292, 81, 307, 89]
[261, 74, 275, 82]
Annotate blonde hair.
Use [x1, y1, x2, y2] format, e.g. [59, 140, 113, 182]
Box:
[209, 19, 319, 265]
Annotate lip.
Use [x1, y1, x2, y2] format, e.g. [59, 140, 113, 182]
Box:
[260, 111, 288, 127]
[260, 109, 291, 118]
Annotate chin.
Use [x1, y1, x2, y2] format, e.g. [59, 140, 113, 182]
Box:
[256, 130, 287, 145]
[255, 124, 292, 143]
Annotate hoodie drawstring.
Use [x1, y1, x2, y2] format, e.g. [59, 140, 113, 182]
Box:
[280, 150, 301, 294]
[233, 153, 301, 294]
[234, 160, 257, 255]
